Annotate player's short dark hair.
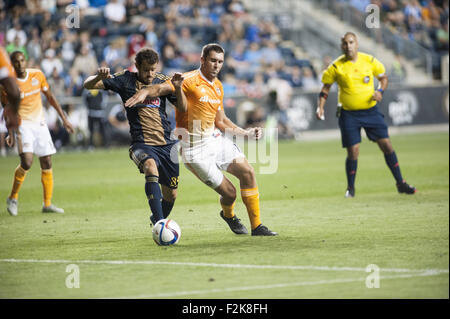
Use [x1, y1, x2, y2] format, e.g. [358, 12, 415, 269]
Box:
[201, 43, 225, 59]
[135, 47, 159, 66]
[10, 51, 25, 61]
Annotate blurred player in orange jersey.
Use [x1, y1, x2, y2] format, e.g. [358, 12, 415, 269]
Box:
[126, 44, 277, 236]
[3, 51, 74, 216]
[0, 46, 21, 130]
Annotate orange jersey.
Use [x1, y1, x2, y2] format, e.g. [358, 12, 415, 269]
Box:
[0, 47, 15, 81]
[172, 69, 223, 143]
[15, 69, 49, 123]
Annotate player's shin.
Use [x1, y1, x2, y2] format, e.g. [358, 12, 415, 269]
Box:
[241, 187, 261, 230]
[145, 175, 164, 221]
[384, 152, 403, 183]
[9, 165, 28, 200]
[162, 199, 174, 219]
[345, 158, 357, 190]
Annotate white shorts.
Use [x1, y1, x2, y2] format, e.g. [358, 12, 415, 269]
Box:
[17, 121, 56, 157]
[180, 131, 245, 189]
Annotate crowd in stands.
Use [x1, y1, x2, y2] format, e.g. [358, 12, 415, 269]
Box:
[2, 0, 445, 150]
[1, 0, 320, 99]
[341, 0, 449, 78]
[0, 0, 326, 147]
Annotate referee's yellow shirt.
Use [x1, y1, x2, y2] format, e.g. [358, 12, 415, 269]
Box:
[321, 52, 386, 111]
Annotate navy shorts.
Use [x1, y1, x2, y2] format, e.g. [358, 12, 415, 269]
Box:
[129, 142, 179, 189]
[338, 105, 389, 148]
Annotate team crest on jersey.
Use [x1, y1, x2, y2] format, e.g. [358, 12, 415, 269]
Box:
[32, 78, 39, 86]
[363, 76, 370, 83]
[215, 87, 221, 96]
[142, 97, 161, 108]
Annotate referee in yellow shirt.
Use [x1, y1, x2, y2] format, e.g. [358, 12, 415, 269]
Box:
[316, 32, 416, 197]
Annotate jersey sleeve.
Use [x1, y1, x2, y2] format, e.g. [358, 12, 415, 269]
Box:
[102, 74, 124, 93]
[39, 70, 49, 92]
[372, 57, 386, 78]
[321, 64, 337, 85]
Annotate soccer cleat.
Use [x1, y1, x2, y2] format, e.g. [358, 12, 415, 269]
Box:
[397, 181, 416, 194]
[220, 211, 248, 235]
[251, 224, 278, 236]
[6, 198, 18, 216]
[345, 188, 355, 198]
[42, 204, 64, 214]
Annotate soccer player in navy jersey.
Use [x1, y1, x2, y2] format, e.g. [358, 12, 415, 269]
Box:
[84, 47, 186, 225]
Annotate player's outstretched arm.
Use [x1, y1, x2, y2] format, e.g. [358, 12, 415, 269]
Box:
[171, 72, 187, 112]
[124, 82, 175, 108]
[83, 67, 111, 90]
[316, 84, 332, 120]
[43, 89, 74, 134]
[215, 108, 262, 139]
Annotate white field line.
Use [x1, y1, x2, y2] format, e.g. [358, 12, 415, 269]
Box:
[0, 258, 448, 274]
[110, 271, 447, 299]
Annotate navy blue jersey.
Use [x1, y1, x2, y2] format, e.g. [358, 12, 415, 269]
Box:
[103, 70, 177, 146]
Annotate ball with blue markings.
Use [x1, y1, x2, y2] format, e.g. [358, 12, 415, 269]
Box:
[152, 219, 181, 246]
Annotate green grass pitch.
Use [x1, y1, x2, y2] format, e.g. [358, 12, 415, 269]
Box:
[0, 132, 448, 299]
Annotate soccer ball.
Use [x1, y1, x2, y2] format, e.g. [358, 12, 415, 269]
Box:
[152, 219, 181, 246]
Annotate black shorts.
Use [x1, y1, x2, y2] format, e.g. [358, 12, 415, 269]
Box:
[129, 142, 179, 189]
[338, 106, 389, 148]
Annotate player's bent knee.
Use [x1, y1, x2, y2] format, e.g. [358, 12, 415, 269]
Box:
[240, 165, 255, 184]
[216, 180, 237, 203]
[21, 162, 32, 170]
[20, 158, 33, 170]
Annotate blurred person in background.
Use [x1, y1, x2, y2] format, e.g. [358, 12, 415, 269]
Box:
[41, 48, 63, 78]
[104, 0, 127, 24]
[6, 35, 28, 60]
[107, 102, 130, 146]
[72, 45, 99, 78]
[82, 88, 108, 148]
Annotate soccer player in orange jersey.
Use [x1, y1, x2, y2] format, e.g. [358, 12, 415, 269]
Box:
[3, 51, 74, 216]
[0, 46, 21, 130]
[126, 44, 277, 236]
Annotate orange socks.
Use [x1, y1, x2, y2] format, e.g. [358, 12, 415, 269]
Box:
[41, 168, 53, 207]
[220, 200, 236, 218]
[241, 187, 262, 230]
[9, 165, 28, 200]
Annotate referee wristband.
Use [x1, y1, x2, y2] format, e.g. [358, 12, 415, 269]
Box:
[377, 88, 384, 94]
[319, 92, 328, 100]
